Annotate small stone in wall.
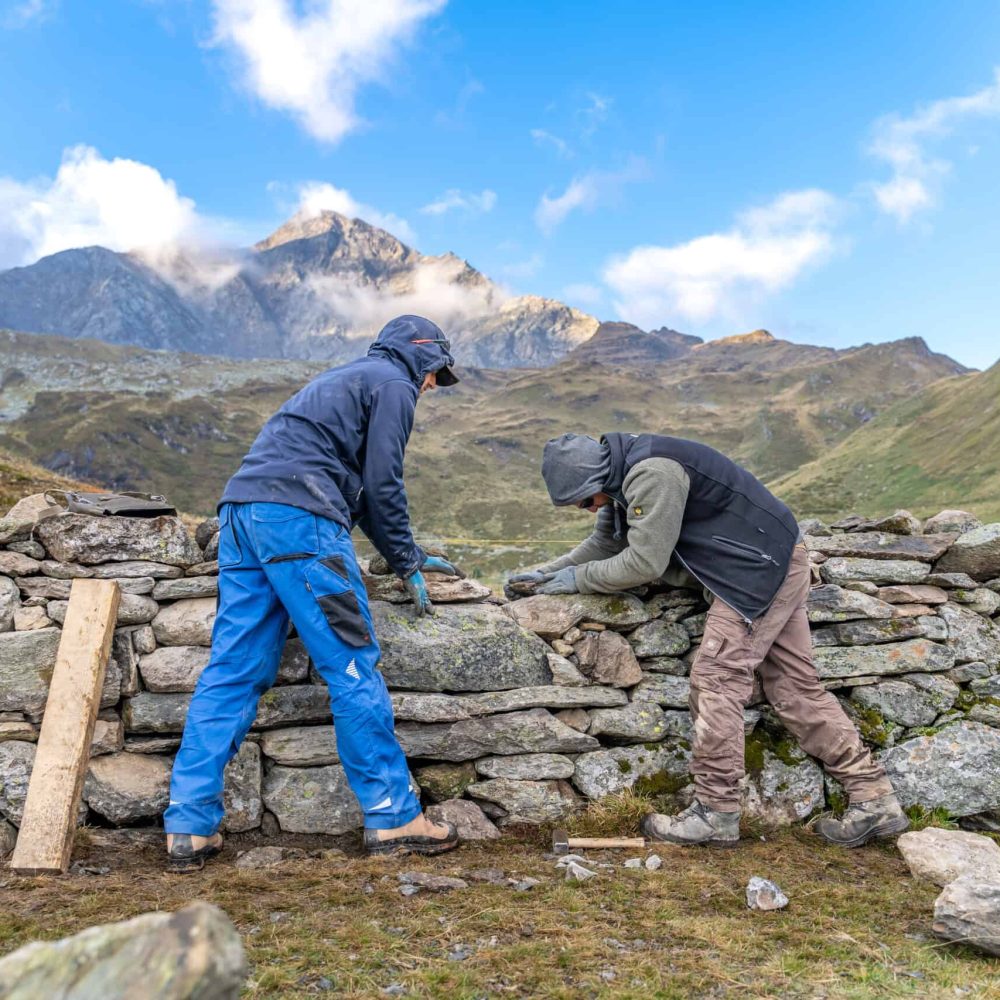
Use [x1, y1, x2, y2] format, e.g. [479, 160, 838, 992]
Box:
[554, 708, 591, 732]
[806, 585, 896, 623]
[91, 715, 124, 756]
[822, 558, 931, 586]
[152, 598, 217, 646]
[12, 606, 51, 631]
[223, 742, 263, 832]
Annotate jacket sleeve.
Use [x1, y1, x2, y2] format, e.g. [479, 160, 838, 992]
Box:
[575, 459, 690, 594]
[356, 378, 425, 578]
[535, 505, 626, 573]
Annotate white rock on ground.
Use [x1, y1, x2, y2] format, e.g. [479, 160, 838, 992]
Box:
[896, 828, 1000, 886]
[933, 875, 1000, 956]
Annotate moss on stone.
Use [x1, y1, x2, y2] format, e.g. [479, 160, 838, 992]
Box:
[849, 704, 896, 747]
[617, 759, 633, 775]
[744, 728, 803, 773]
[634, 769, 692, 798]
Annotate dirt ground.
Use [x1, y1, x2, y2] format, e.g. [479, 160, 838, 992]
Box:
[2, 822, 999, 999]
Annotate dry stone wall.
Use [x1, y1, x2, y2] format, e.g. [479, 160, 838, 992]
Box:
[2, 502, 1000, 845]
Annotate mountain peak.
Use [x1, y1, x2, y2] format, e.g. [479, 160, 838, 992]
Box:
[702, 329, 776, 348]
[253, 209, 408, 253]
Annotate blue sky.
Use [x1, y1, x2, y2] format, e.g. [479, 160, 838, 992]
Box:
[1, 0, 999, 368]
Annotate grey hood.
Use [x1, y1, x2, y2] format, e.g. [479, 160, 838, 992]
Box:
[541, 433, 611, 506]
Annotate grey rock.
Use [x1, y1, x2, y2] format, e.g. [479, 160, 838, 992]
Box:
[630, 673, 691, 708]
[152, 576, 219, 601]
[554, 708, 591, 732]
[195, 517, 220, 550]
[948, 661, 994, 684]
[372, 603, 551, 692]
[842, 580, 879, 595]
[806, 532, 954, 562]
[462, 685, 627, 715]
[112, 629, 140, 697]
[35, 514, 201, 567]
[852, 674, 958, 728]
[131, 624, 157, 654]
[253, 685, 331, 729]
[927, 571, 981, 588]
[918, 615, 949, 641]
[12, 606, 51, 631]
[466, 777, 581, 825]
[0, 741, 37, 823]
[47, 592, 160, 627]
[564, 860, 598, 881]
[427, 798, 501, 840]
[398, 871, 468, 891]
[259, 725, 338, 766]
[968, 702, 1000, 728]
[799, 517, 831, 536]
[880, 721, 1000, 816]
[0, 551, 41, 576]
[504, 593, 651, 639]
[746, 876, 789, 911]
[396, 708, 599, 761]
[0, 576, 19, 632]
[810, 618, 926, 647]
[970, 675, 1000, 697]
[588, 702, 673, 743]
[0, 516, 33, 546]
[640, 656, 689, 676]
[821, 558, 931, 586]
[953, 588, 1000, 615]
[124, 735, 182, 754]
[813, 639, 954, 680]
[234, 846, 294, 869]
[0, 628, 60, 715]
[91, 560, 185, 579]
[365, 573, 491, 604]
[123, 692, 190, 733]
[7, 540, 45, 559]
[939, 603, 1000, 665]
[933, 875, 1000, 956]
[0, 816, 16, 857]
[0, 720, 38, 742]
[38, 560, 94, 579]
[91, 715, 124, 756]
[223, 741, 263, 832]
[627, 619, 691, 658]
[475, 753, 575, 780]
[742, 749, 824, 824]
[84, 752, 171, 823]
[277, 637, 309, 685]
[262, 763, 364, 834]
[877, 584, 949, 605]
[573, 630, 643, 687]
[16, 576, 72, 599]
[897, 828, 1000, 886]
[925, 510, 982, 536]
[806, 585, 897, 623]
[390, 691, 471, 723]
[0, 901, 246, 1000]
[139, 645, 209, 693]
[571, 741, 692, 799]
[413, 762, 476, 802]
[936, 524, 1000, 581]
[186, 560, 218, 576]
[546, 652, 590, 687]
[864, 510, 922, 535]
[151, 598, 216, 646]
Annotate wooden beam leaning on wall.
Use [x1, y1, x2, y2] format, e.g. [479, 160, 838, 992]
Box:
[10, 579, 121, 875]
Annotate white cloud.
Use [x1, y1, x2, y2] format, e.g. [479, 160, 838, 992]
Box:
[535, 157, 649, 234]
[869, 68, 1000, 222]
[603, 188, 838, 327]
[3, 0, 51, 27]
[531, 128, 572, 158]
[419, 188, 497, 217]
[577, 91, 612, 138]
[294, 181, 416, 243]
[0, 145, 205, 269]
[210, 0, 446, 144]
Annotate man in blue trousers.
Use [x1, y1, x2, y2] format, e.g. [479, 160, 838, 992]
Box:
[165, 315, 462, 870]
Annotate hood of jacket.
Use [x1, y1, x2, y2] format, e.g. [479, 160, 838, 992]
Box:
[541, 433, 612, 506]
[367, 315, 458, 387]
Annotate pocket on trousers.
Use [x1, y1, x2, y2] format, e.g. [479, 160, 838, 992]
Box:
[216, 505, 243, 569]
[252, 504, 319, 564]
[305, 560, 371, 648]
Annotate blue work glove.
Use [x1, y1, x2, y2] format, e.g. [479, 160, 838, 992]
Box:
[422, 554, 466, 579]
[403, 570, 434, 616]
[537, 566, 579, 595]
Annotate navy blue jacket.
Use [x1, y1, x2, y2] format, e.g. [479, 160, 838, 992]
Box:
[221, 316, 456, 578]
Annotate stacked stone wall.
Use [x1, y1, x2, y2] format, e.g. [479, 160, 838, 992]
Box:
[1, 503, 1000, 845]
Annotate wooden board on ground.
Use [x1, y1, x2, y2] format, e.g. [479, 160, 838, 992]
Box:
[10, 579, 120, 875]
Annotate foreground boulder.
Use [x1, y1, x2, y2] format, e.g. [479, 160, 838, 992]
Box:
[933, 875, 1000, 956]
[34, 514, 201, 567]
[0, 901, 246, 1000]
[897, 828, 1000, 886]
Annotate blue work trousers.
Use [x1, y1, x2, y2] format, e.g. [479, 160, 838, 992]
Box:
[165, 501, 421, 836]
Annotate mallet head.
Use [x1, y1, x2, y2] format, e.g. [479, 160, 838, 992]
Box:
[551, 828, 570, 855]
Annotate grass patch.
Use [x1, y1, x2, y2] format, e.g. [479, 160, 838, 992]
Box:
[3, 822, 999, 998]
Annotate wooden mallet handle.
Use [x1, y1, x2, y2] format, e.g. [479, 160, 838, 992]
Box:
[568, 836, 647, 849]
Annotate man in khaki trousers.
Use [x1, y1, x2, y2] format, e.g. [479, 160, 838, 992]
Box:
[509, 431, 908, 848]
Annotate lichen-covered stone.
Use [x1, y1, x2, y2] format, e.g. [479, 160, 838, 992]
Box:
[810, 618, 926, 647]
[938, 603, 1000, 666]
[0, 627, 60, 715]
[880, 721, 1000, 816]
[262, 763, 364, 834]
[630, 673, 691, 708]
[35, 514, 201, 567]
[0, 901, 247, 1000]
[924, 510, 982, 535]
[123, 692, 191, 733]
[504, 593, 651, 639]
[640, 656, 689, 675]
[372, 603, 551, 692]
[627, 619, 691, 658]
[806, 585, 897, 623]
[474, 753, 575, 780]
[587, 702, 673, 743]
[936, 523, 1000, 581]
[572, 741, 692, 799]
[395, 708, 599, 761]
[259, 725, 338, 766]
[813, 638, 954, 680]
[253, 685, 331, 729]
[851, 674, 958, 728]
[0, 740, 36, 823]
[390, 691, 471, 723]
[933, 876, 1000, 956]
[414, 762, 477, 802]
[806, 532, 953, 561]
[546, 652, 589, 687]
[461, 685, 627, 716]
[151, 598, 216, 646]
[90, 560, 185, 579]
[222, 742, 263, 832]
[465, 777, 580, 825]
[821, 558, 931, 586]
[741, 749, 824, 825]
[151, 576, 219, 601]
[573, 630, 642, 687]
[0, 576, 19, 633]
[84, 753, 171, 823]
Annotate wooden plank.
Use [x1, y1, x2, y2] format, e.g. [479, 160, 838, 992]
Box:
[11, 579, 120, 875]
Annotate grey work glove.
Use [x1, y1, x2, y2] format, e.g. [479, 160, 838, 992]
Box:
[507, 569, 549, 586]
[537, 566, 579, 595]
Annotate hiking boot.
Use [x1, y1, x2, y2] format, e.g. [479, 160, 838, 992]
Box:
[813, 792, 910, 848]
[640, 799, 740, 847]
[166, 832, 224, 873]
[364, 817, 460, 857]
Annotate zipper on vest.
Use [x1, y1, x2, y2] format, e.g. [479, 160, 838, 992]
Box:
[673, 551, 755, 634]
[712, 534, 781, 567]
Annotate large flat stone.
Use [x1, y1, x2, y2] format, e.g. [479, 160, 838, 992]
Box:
[395, 708, 599, 761]
[152, 576, 219, 601]
[465, 778, 581, 826]
[805, 532, 955, 561]
[821, 558, 931, 586]
[851, 674, 959, 728]
[587, 703, 676, 743]
[504, 593, 651, 639]
[880, 721, 1000, 816]
[935, 524, 1000, 581]
[806, 585, 897, 623]
[390, 692, 471, 723]
[90, 561, 184, 579]
[461, 685, 627, 716]
[372, 603, 551, 692]
[151, 598, 216, 646]
[364, 574, 491, 604]
[35, 514, 201, 567]
[810, 618, 926, 647]
[0, 628, 60, 715]
[474, 753, 575, 780]
[84, 752, 171, 824]
[813, 639, 954, 680]
[259, 725, 339, 766]
[262, 763, 363, 834]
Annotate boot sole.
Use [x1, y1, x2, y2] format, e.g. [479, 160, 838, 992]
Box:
[366, 838, 460, 857]
[823, 815, 910, 849]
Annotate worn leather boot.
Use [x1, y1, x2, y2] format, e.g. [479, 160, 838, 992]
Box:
[166, 832, 224, 873]
[640, 799, 740, 847]
[813, 792, 909, 848]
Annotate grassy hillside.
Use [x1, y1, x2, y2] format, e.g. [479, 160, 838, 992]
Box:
[771, 359, 1000, 522]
